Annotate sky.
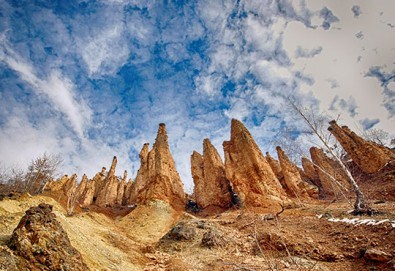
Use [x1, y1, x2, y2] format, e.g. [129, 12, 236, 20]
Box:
[0, 0, 394, 193]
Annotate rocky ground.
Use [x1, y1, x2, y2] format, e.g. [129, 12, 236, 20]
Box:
[0, 192, 394, 271]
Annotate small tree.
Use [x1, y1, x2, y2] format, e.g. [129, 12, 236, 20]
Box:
[288, 98, 367, 213]
[361, 128, 389, 146]
[24, 153, 63, 195]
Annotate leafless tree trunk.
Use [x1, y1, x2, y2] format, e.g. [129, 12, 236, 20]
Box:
[288, 98, 367, 212]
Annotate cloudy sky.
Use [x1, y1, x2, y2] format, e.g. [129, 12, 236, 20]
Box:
[1, 0, 394, 192]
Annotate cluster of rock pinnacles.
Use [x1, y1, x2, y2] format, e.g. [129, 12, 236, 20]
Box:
[45, 119, 394, 212]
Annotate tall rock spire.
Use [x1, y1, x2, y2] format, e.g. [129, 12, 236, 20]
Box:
[128, 123, 186, 209]
[191, 139, 231, 210]
[96, 156, 120, 207]
[223, 119, 287, 210]
[276, 146, 318, 199]
[328, 120, 394, 173]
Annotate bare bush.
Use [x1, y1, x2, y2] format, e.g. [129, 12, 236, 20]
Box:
[0, 153, 62, 195]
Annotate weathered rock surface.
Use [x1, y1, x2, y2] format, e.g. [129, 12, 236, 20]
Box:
[96, 157, 120, 207]
[123, 179, 134, 205]
[128, 124, 186, 209]
[44, 174, 70, 192]
[191, 139, 232, 210]
[92, 167, 107, 200]
[128, 143, 150, 205]
[116, 170, 127, 206]
[364, 248, 392, 262]
[8, 204, 88, 270]
[301, 157, 320, 188]
[309, 147, 350, 197]
[223, 119, 287, 210]
[266, 152, 283, 181]
[78, 179, 95, 207]
[276, 147, 318, 199]
[75, 174, 88, 201]
[328, 120, 395, 174]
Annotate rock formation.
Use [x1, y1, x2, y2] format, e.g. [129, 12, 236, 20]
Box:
[276, 147, 318, 199]
[92, 167, 107, 201]
[96, 157, 120, 207]
[75, 174, 88, 201]
[328, 120, 394, 174]
[301, 157, 321, 188]
[309, 147, 350, 197]
[78, 180, 95, 207]
[191, 139, 232, 209]
[223, 119, 287, 210]
[265, 152, 283, 180]
[8, 204, 88, 270]
[44, 174, 70, 192]
[128, 124, 186, 209]
[123, 179, 134, 205]
[128, 143, 150, 205]
[116, 170, 127, 206]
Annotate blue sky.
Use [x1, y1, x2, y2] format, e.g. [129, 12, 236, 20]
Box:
[1, 0, 394, 192]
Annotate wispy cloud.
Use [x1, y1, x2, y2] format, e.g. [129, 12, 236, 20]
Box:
[0, 38, 91, 137]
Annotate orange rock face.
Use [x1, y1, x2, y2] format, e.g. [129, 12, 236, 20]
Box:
[92, 167, 107, 201]
[266, 152, 283, 180]
[328, 120, 394, 174]
[128, 124, 186, 209]
[115, 170, 127, 206]
[191, 139, 232, 209]
[276, 147, 318, 199]
[95, 157, 120, 207]
[123, 179, 134, 205]
[128, 143, 150, 205]
[309, 147, 350, 197]
[223, 119, 287, 210]
[78, 179, 95, 207]
[301, 157, 320, 188]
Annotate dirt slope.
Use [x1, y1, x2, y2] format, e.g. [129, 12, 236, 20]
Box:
[1, 193, 394, 271]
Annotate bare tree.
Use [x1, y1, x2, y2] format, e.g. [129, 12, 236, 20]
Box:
[361, 128, 390, 146]
[288, 98, 367, 213]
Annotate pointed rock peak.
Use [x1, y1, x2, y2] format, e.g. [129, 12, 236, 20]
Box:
[223, 119, 287, 210]
[81, 174, 88, 183]
[328, 120, 394, 174]
[230, 119, 248, 140]
[203, 138, 216, 153]
[140, 143, 150, 161]
[154, 123, 168, 148]
[109, 156, 117, 176]
[192, 150, 203, 158]
[101, 167, 106, 174]
[123, 170, 128, 182]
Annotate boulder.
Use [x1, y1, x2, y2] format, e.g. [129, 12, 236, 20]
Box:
[364, 248, 392, 262]
[191, 139, 232, 210]
[222, 119, 287, 210]
[276, 146, 318, 199]
[8, 204, 88, 270]
[328, 120, 395, 174]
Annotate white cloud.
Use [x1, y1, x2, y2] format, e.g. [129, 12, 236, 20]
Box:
[78, 23, 130, 76]
[0, 40, 91, 137]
